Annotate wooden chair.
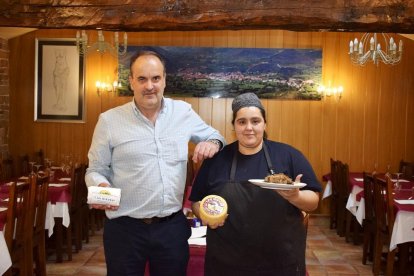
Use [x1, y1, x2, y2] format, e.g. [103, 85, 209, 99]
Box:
[34, 149, 45, 167]
[329, 158, 339, 229]
[372, 175, 396, 276]
[70, 163, 89, 252]
[399, 159, 414, 179]
[361, 172, 375, 264]
[31, 173, 50, 276]
[16, 154, 30, 177]
[1, 157, 15, 181]
[3, 181, 33, 276]
[335, 161, 350, 237]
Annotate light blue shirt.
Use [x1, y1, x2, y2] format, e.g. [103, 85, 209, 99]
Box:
[85, 98, 225, 219]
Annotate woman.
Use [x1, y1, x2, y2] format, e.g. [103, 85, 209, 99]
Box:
[190, 93, 321, 276]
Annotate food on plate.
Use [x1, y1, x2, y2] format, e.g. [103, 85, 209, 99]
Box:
[199, 195, 228, 225]
[264, 173, 293, 184]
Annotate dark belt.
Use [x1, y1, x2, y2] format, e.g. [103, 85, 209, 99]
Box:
[138, 211, 181, 225]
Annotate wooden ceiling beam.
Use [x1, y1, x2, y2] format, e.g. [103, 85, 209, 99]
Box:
[0, 0, 414, 33]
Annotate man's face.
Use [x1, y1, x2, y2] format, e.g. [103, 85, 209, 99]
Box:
[129, 55, 166, 111]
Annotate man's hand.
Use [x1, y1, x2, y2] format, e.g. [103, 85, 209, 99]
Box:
[192, 140, 220, 163]
[90, 182, 119, 211]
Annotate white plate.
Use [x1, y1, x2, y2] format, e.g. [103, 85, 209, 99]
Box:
[249, 179, 307, 190]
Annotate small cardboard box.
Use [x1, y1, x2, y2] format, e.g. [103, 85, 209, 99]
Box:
[87, 186, 121, 206]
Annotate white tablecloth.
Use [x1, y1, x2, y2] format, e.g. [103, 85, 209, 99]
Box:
[45, 202, 70, 236]
[322, 180, 332, 199]
[346, 185, 363, 216]
[346, 188, 414, 251]
[0, 231, 11, 275]
[390, 210, 414, 250]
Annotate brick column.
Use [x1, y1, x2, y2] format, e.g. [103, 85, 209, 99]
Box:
[0, 37, 9, 159]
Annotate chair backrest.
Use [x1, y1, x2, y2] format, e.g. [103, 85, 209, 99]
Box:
[1, 157, 15, 181]
[373, 175, 395, 234]
[399, 159, 414, 179]
[16, 154, 30, 177]
[32, 173, 50, 241]
[362, 172, 375, 222]
[336, 161, 350, 199]
[34, 149, 45, 167]
[329, 158, 339, 195]
[4, 180, 33, 275]
[70, 164, 86, 210]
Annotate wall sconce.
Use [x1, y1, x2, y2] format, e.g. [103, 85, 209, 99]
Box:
[96, 80, 122, 96]
[317, 82, 343, 101]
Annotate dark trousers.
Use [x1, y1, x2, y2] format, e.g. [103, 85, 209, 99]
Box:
[103, 212, 191, 276]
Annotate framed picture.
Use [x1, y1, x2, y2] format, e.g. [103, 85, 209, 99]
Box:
[118, 46, 322, 100]
[35, 38, 85, 122]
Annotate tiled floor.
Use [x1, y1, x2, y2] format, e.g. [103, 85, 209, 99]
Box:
[46, 215, 376, 276]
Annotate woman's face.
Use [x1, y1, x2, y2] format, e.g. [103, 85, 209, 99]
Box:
[234, 106, 266, 152]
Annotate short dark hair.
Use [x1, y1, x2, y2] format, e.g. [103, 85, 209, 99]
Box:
[129, 50, 166, 76]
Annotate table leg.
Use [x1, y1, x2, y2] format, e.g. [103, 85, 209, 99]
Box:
[55, 218, 63, 263]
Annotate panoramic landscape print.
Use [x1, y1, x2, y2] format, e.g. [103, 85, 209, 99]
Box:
[118, 46, 322, 100]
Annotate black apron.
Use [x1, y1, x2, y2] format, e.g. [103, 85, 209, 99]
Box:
[205, 143, 306, 276]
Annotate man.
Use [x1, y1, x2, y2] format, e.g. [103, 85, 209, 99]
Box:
[85, 50, 225, 276]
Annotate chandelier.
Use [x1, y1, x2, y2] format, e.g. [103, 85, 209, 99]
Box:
[348, 33, 403, 66]
[76, 30, 128, 57]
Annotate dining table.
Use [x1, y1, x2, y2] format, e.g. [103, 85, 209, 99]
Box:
[322, 172, 414, 250]
[0, 168, 72, 271]
[0, 202, 12, 275]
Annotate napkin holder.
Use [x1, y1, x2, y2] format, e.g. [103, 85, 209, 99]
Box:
[87, 186, 121, 206]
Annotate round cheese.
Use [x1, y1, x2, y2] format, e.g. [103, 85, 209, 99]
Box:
[199, 195, 228, 225]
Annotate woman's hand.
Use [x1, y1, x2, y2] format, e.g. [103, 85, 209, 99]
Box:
[275, 174, 320, 212]
[201, 214, 229, 229]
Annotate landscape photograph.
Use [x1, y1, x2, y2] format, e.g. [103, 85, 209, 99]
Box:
[118, 46, 322, 100]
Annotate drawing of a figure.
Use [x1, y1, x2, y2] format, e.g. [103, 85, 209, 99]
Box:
[53, 49, 70, 111]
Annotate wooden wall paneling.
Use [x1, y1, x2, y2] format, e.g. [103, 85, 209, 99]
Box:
[380, 63, 397, 171]
[335, 32, 351, 164]
[213, 30, 229, 47]
[211, 98, 226, 138]
[388, 59, 407, 169]
[85, 54, 102, 161]
[33, 122, 47, 158]
[227, 30, 243, 48]
[44, 123, 61, 164]
[402, 38, 414, 162]
[266, 99, 282, 142]
[198, 31, 215, 47]
[361, 64, 379, 171]
[255, 30, 270, 48]
[269, 30, 284, 48]
[241, 30, 255, 48]
[319, 32, 337, 172]
[297, 32, 313, 48]
[282, 30, 298, 48]
[71, 122, 87, 164]
[347, 44, 366, 171]
[278, 31, 298, 146]
[153, 31, 173, 46]
[291, 101, 311, 156]
[57, 124, 73, 163]
[224, 98, 236, 144]
[198, 97, 213, 124]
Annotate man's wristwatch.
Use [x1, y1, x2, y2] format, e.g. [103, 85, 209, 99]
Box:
[207, 139, 222, 149]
